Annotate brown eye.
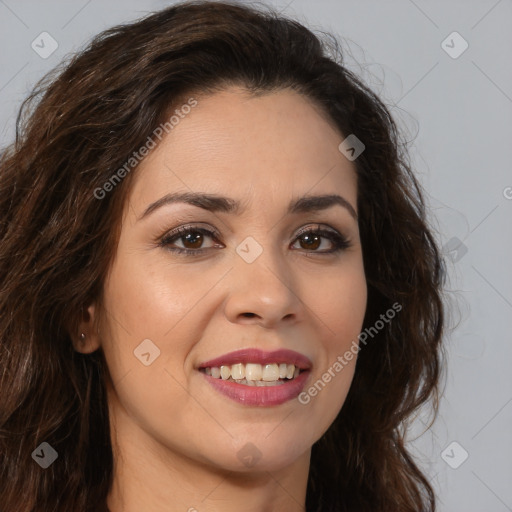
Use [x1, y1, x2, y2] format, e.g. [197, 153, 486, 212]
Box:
[160, 225, 350, 257]
[180, 230, 206, 249]
[292, 228, 351, 254]
[297, 232, 322, 251]
[160, 226, 221, 255]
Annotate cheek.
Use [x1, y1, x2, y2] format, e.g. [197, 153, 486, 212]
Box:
[99, 258, 214, 450]
[102, 251, 212, 339]
[99, 251, 226, 389]
[296, 263, 366, 434]
[306, 259, 367, 339]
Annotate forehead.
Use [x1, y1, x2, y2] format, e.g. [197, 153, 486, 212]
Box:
[128, 86, 357, 215]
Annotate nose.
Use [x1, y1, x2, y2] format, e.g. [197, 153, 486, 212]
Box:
[223, 240, 304, 329]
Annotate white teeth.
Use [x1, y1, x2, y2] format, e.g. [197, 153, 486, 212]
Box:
[245, 363, 263, 381]
[204, 362, 303, 384]
[220, 366, 230, 380]
[231, 363, 245, 380]
[262, 363, 279, 381]
[233, 378, 287, 387]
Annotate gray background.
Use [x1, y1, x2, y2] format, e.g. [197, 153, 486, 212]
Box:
[1, 0, 511, 510]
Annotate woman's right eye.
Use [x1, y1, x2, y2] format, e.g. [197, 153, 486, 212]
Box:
[159, 226, 221, 256]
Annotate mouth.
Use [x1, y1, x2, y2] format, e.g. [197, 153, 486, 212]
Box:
[200, 362, 304, 386]
[197, 348, 312, 406]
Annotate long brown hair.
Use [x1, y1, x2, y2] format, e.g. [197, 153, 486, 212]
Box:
[0, 1, 444, 510]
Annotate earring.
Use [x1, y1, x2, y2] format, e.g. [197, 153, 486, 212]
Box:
[80, 333, 86, 341]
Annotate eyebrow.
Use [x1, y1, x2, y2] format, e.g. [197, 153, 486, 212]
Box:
[138, 191, 358, 221]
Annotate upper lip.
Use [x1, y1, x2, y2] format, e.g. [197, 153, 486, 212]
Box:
[198, 348, 312, 370]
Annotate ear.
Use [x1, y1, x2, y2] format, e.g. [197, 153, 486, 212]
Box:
[71, 303, 101, 354]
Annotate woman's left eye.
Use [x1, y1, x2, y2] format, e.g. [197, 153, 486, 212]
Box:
[159, 225, 351, 256]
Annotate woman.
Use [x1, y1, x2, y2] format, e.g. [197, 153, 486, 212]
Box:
[0, 1, 445, 510]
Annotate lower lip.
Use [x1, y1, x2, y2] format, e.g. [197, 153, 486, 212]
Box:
[201, 371, 310, 406]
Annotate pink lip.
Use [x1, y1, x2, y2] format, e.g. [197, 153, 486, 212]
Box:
[198, 348, 312, 370]
[197, 348, 312, 407]
[202, 370, 310, 406]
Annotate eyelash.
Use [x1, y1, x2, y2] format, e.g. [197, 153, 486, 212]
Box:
[158, 224, 351, 256]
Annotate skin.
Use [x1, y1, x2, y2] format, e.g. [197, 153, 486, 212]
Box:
[75, 86, 367, 512]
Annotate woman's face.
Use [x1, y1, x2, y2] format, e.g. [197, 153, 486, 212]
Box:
[92, 86, 367, 473]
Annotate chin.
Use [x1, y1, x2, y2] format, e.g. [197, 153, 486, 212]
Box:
[208, 435, 313, 473]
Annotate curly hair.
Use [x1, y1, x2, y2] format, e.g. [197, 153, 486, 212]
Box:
[0, 1, 445, 510]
